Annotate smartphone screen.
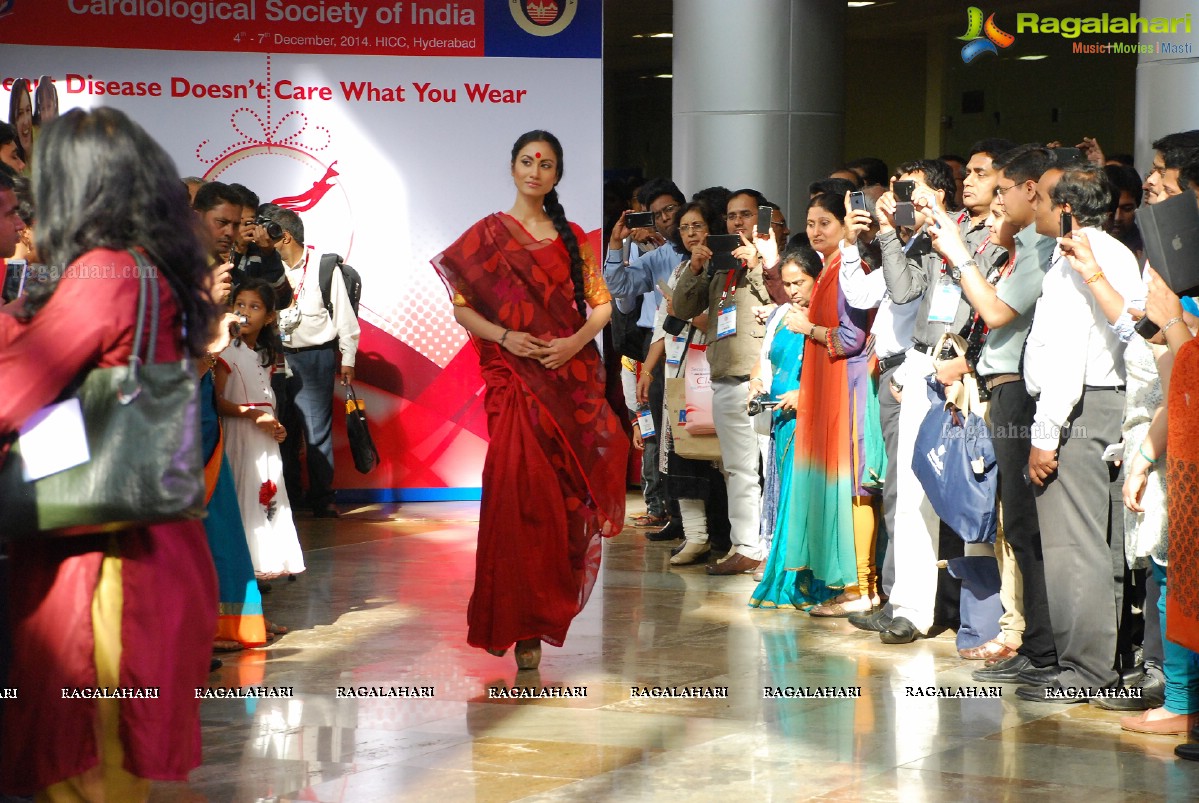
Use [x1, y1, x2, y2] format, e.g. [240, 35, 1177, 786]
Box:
[757, 206, 772, 238]
[1059, 211, 1072, 238]
[11, 259, 29, 299]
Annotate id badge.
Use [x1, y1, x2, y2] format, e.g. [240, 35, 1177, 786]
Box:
[665, 335, 686, 367]
[927, 279, 962, 324]
[716, 305, 737, 339]
[636, 407, 656, 439]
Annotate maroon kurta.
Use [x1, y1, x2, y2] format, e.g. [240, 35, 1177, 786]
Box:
[0, 249, 217, 793]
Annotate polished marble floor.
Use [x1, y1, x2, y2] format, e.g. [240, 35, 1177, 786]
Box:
[150, 498, 1199, 802]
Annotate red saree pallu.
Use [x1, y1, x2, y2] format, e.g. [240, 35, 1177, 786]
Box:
[1167, 337, 1199, 653]
[432, 213, 628, 650]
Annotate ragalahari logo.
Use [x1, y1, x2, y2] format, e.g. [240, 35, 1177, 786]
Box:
[0, 0, 14, 20]
[958, 7, 1016, 63]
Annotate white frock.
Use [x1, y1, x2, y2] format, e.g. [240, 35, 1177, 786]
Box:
[219, 340, 306, 579]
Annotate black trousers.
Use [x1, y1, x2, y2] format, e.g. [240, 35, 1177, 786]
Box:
[989, 380, 1056, 667]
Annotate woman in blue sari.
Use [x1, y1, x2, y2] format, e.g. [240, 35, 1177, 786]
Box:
[749, 247, 821, 608]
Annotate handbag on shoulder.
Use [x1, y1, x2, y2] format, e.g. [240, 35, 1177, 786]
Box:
[0, 252, 205, 540]
[911, 333, 998, 544]
[345, 383, 380, 474]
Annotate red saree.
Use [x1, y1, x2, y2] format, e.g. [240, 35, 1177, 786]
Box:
[432, 213, 627, 650]
[1167, 337, 1199, 653]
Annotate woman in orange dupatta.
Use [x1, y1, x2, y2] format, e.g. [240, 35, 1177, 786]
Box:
[431, 130, 627, 671]
[782, 192, 882, 613]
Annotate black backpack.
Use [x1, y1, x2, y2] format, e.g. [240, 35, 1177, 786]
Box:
[318, 253, 362, 317]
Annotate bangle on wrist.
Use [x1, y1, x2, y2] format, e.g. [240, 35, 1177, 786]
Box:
[499, 329, 511, 346]
[1139, 444, 1158, 464]
[1163, 316, 1184, 336]
[1084, 270, 1105, 285]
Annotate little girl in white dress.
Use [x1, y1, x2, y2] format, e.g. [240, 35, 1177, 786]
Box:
[215, 279, 306, 581]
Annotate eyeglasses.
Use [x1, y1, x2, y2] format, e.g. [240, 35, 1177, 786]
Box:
[652, 203, 679, 221]
[994, 183, 1017, 197]
[678, 222, 708, 233]
[725, 210, 755, 221]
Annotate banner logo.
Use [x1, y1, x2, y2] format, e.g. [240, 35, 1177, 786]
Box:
[510, 0, 577, 37]
[0, 1, 14, 20]
[958, 7, 1016, 63]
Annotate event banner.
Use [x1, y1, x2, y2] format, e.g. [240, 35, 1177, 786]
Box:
[0, 0, 602, 500]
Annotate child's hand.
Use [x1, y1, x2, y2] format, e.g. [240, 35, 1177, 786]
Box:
[254, 411, 286, 441]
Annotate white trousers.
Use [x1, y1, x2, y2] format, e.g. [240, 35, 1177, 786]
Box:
[711, 378, 764, 560]
[886, 350, 941, 633]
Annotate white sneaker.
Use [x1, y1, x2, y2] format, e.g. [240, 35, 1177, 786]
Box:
[670, 542, 711, 566]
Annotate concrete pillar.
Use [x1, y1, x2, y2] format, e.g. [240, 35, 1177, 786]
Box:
[1134, 0, 1199, 171]
[673, 0, 845, 228]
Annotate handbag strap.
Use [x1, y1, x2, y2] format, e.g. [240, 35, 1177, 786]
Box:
[117, 251, 160, 405]
[673, 324, 699, 380]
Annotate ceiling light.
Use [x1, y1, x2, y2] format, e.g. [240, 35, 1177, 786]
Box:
[847, 2, 875, 7]
[654, 73, 673, 79]
[632, 33, 673, 39]
[1017, 55, 1048, 60]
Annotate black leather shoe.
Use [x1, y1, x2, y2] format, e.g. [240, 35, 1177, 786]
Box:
[849, 608, 893, 633]
[879, 617, 919, 644]
[1091, 674, 1165, 711]
[1176, 742, 1199, 762]
[646, 519, 684, 542]
[972, 654, 1033, 683]
[1016, 663, 1060, 686]
[1015, 680, 1092, 704]
[209, 657, 223, 672]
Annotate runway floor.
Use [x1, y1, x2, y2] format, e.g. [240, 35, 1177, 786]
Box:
[149, 497, 1199, 802]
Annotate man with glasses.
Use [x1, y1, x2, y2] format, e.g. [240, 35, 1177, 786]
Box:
[930, 144, 1059, 682]
[672, 189, 775, 575]
[605, 179, 688, 535]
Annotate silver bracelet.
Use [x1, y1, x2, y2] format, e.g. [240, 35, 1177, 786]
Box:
[1163, 316, 1184, 336]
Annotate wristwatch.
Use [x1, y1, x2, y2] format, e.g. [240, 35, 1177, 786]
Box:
[949, 259, 976, 284]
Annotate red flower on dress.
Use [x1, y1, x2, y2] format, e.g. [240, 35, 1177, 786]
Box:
[260, 480, 278, 521]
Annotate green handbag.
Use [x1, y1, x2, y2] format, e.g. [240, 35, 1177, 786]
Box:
[0, 252, 205, 539]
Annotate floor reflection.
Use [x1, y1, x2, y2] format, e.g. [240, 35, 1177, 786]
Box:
[147, 499, 1199, 802]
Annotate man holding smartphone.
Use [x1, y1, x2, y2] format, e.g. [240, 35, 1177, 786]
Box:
[928, 144, 1058, 682]
[672, 189, 775, 575]
[604, 179, 687, 535]
[876, 159, 1008, 644]
[1017, 164, 1143, 702]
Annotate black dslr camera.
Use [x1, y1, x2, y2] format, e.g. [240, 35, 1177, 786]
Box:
[747, 394, 779, 416]
[256, 216, 284, 240]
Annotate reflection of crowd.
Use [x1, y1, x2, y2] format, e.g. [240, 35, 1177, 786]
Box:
[611, 133, 1199, 759]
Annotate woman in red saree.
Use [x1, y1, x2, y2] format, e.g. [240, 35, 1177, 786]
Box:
[431, 130, 627, 670]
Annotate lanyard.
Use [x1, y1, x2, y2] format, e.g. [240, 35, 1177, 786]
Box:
[291, 248, 311, 301]
[718, 268, 737, 309]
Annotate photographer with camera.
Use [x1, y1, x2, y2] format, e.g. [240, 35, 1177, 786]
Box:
[268, 206, 360, 518]
[672, 189, 775, 575]
[605, 179, 687, 534]
[876, 159, 1008, 645]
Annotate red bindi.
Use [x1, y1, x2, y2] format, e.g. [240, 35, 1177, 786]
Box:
[535, 152, 541, 158]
